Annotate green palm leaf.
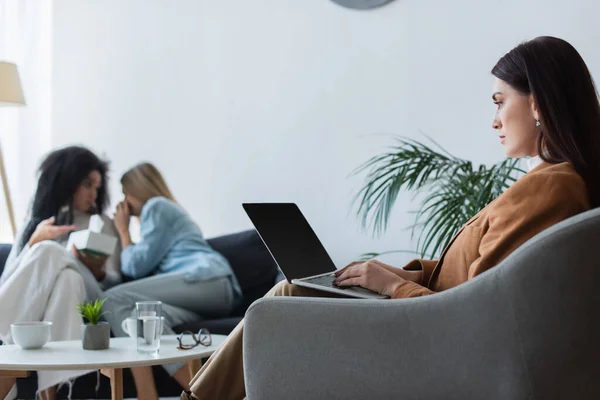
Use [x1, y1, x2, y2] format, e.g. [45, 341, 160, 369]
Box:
[353, 136, 525, 258]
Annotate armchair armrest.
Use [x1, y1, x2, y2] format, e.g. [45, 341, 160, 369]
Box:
[243, 290, 528, 400]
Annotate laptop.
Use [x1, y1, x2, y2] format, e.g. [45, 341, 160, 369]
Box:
[242, 203, 388, 299]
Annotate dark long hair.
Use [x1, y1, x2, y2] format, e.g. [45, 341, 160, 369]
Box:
[20, 146, 110, 249]
[492, 36, 600, 207]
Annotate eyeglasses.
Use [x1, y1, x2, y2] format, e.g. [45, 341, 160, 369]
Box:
[177, 328, 212, 350]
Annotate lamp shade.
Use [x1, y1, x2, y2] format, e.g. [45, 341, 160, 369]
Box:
[0, 62, 25, 106]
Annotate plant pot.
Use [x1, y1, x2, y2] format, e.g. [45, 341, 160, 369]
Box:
[81, 322, 110, 350]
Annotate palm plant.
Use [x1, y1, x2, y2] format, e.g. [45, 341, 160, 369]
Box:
[353, 136, 525, 258]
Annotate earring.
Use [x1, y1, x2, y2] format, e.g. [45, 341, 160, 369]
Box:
[536, 120, 541, 127]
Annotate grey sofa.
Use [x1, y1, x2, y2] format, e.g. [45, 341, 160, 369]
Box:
[244, 208, 600, 400]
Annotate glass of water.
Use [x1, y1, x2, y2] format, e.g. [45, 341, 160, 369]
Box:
[135, 301, 162, 354]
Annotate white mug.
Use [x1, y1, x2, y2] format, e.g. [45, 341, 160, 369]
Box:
[121, 316, 165, 338]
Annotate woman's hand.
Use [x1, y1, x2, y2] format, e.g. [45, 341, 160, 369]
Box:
[336, 259, 422, 283]
[72, 245, 108, 281]
[114, 201, 133, 248]
[28, 217, 76, 247]
[334, 260, 406, 297]
[114, 201, 131, 235]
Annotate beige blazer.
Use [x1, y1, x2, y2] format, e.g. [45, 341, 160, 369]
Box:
[392, 161, 590, 298]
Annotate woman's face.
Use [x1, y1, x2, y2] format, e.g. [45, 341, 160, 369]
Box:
[491, 78, 539, 158]
[72, 170, 102, 213]
[123, 191, 144, 216]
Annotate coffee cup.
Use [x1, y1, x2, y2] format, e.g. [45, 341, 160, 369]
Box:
[11, 321, 52, 349]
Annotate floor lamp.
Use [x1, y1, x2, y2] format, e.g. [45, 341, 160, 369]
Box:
[0, 62, 25, 239]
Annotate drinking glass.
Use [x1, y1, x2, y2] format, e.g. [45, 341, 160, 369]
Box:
[135, 301, 162, 354]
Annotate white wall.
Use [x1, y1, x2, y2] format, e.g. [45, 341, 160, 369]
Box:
[0, 0, 53, 241]
[51, 0, 600, 267]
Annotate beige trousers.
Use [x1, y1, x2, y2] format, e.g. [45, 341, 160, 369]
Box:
[185, 280, 341, 400]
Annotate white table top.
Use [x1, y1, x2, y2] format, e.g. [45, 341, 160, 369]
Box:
[0, 334, 226, 371]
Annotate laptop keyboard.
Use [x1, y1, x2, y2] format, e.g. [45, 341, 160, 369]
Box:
[300, 273, 388, 298]
[303, 274, 350, 290]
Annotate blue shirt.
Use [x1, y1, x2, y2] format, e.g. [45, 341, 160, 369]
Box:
[121, 197, 242, 300]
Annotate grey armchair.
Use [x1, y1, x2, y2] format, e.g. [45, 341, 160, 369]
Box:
[243, 208, 600, 400]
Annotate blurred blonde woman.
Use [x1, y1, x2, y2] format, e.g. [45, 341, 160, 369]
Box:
[103, 162, 241, 400]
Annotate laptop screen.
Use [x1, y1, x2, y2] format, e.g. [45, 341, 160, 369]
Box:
[242, 203, 337, 281]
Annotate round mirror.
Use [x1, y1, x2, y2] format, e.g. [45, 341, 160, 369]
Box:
[330, 0, 396, 9]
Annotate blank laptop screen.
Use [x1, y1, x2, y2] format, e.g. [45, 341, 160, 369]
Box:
[242, 203, 337, 281]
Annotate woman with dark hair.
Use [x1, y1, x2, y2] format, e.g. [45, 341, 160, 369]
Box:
[0, 146, 122, 400]
[182, 37, 600, 400]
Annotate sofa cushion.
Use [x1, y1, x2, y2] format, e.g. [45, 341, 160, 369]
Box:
[207, 230, 279, 316]
[0, 230, 280, 317]
[0, 243, 11, 277]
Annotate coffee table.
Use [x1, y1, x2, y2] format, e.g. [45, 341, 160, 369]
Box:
[0, 334, 226, 400]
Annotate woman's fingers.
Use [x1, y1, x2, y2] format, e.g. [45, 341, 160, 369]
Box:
[116, 201, 129, 217]
[40, 216, 56, 226]
[336, 276, 362, 287]
[43, 224, 76, 241]
[72, 247, 107, 270]
[335, 260, 377, 280]
[334, 265, 364, 283]
[334, 267, 353, 281]
[334, 261, 363, 277]
[53, 225, 76, 235]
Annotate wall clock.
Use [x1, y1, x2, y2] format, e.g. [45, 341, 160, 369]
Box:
[330, 0, 396, 9]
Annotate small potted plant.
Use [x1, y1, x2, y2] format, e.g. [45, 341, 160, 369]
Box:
[77, 299, 110, 350]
